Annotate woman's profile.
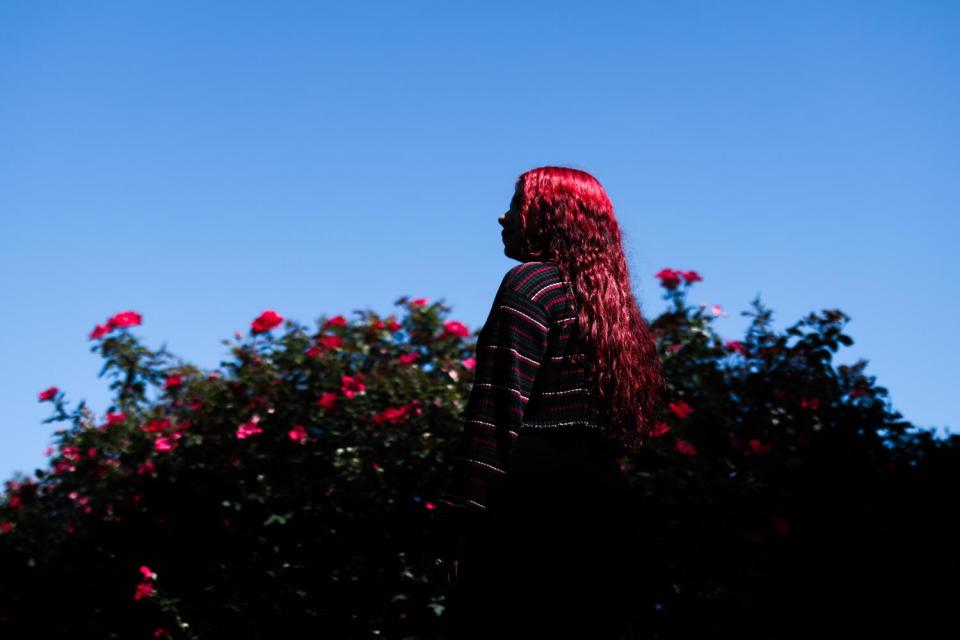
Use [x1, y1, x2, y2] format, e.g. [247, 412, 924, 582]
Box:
[438, 166, 665, 639]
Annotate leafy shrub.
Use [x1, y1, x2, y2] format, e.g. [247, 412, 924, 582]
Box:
[1, 271, 955, 639]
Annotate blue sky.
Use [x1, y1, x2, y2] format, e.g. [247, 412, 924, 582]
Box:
[2, 0, 957, 483]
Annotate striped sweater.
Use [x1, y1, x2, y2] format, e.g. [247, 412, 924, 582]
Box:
[439, 261, 615, 518]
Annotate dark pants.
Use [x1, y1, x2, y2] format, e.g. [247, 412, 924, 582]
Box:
[442, 429, 640, 639]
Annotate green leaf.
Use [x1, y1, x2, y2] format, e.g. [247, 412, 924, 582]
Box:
[263, 513, 292, 526]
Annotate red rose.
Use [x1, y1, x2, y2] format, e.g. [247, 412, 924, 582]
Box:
[108, 310, 143, 329]
[322, 315, 347, 328]
[675, 439, 698, 456]
[654, 268, 682, 290]
[668, 400, 694, 419]
[251, 309, 284, 334]
[38, 386, 59, 402]
[317, 392, 338, 410]
[443, 320, 470, 338]
[88, 323, 111, 340]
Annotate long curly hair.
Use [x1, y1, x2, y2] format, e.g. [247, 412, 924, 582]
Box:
[512, 166, 665, 454]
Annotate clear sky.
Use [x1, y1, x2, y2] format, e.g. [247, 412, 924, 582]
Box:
[2, 0, 957, 483]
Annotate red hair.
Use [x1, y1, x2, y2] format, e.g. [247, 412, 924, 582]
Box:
[513, 166, 665, 454]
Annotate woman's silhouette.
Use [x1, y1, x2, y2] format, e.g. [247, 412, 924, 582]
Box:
[439, 166, 665, 639]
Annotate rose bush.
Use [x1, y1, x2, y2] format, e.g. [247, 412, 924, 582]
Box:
[0, 274, 955, 639]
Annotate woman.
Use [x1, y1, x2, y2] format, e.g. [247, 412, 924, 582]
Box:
[439, 166, 665, 639]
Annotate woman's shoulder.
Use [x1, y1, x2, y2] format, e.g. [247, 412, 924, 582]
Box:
[501, 261, 564, 294]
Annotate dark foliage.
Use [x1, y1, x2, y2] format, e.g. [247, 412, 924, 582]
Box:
[1, 274, 955, 639]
